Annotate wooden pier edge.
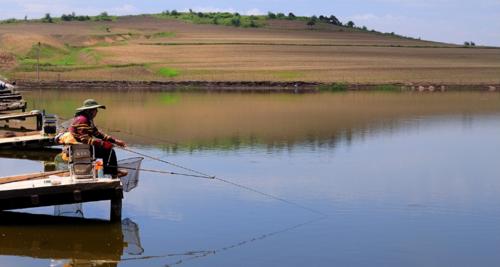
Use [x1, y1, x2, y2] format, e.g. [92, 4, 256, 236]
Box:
[0, 180, 123, 222]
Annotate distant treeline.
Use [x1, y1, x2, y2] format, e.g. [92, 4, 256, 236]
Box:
[0, 10, 476, 45]
[157, 9, 265, 28]
[0, 11, 114, 24]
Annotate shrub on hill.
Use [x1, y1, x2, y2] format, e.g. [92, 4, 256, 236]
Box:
[61, 12, 91, 21]
[156, 11, 265, 28]
[0, 18, 18, 24]
[42, 13, 53, 23]
[94, 12, 114, 21]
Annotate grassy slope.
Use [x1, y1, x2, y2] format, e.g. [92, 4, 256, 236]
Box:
[0, 14, 499, 84]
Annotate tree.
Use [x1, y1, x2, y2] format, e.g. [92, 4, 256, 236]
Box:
[94, 12, 112, 21]
[288, 12, 296, 20]
[346, 21, 355, 27]
[277, 13, 285, 18]
[42, 13, 53, 23]
[267, 12, 276, 19]
[464, 41, 470, 46]
[329, 15, 341, 26]
[231, 17, 241, 27]
[171, 10, 179, 16]
[307, 19, 316, 29]
[24, 15, 27, 21]
[471, 41, 476, 46]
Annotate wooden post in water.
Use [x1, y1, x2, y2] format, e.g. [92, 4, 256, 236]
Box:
[110, 187, 123, 222]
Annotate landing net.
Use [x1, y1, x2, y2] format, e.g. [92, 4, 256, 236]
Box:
[118, 157, 144, 192]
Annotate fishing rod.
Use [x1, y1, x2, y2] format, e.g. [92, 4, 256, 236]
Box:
[58, 116, 325, 216]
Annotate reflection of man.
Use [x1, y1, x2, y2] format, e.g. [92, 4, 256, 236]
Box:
[70, 99, 126, 177]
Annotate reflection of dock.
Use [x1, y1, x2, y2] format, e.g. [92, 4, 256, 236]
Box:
[0, 211, 143, 265]
[0, 147, 60, 161]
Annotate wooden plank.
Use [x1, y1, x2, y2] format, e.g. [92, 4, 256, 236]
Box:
[0, 181, 122, 210]
[0, 94, 22, 100]
[0, 111, 39, 121]
[0, 134, 55, 149]
[0, 101, 26, 112]
[0, 170, 69, 185]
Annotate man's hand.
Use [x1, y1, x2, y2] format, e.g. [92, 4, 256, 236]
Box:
[114, 139, 127, 147]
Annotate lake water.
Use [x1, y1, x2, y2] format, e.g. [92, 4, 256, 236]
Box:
[1, 91, 500, 266]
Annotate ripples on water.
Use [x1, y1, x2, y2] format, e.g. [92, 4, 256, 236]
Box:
[1, 92, 500, 266]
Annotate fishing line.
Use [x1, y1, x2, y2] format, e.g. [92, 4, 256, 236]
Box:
[58, 117, 325, 216]
[117, 146, 215, 179]
[118, 146, 326, 216]
[214, 176, 325, 216]
[121, 216, 326, 265]
[111, 165, 215, 179]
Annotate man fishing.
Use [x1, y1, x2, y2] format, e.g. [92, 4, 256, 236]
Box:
[69, 99, 126, 177]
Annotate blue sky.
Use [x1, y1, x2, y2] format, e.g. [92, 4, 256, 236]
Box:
[0, 0, 499, 46]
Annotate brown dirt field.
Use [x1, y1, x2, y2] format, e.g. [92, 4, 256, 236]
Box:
[1, 15, 498, 83]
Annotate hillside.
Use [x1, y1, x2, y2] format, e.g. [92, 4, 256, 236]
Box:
[1, 14, 499, 84]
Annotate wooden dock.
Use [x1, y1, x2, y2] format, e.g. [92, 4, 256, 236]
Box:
[0, 86, 27, 112]
[0, 176, 124, 222]
[0, 111, 57, 149]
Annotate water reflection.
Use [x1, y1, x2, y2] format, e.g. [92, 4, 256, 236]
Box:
[2, 91, 500, 266]
[0, 211, 143, 267]
[24, 91, 500, 151]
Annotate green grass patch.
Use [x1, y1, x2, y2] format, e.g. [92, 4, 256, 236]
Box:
[317, 83, 348, 92]
[20, 44, 103, 68]
[147, 32, 176, 39]
[157, 67, 179, 78]
[274, 71, 303, 79]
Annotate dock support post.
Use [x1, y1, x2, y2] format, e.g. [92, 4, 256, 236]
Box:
[110, 197, 122, 222]
[110, 187, 123, 222]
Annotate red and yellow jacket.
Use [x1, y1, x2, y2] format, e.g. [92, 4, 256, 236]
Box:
[69, 114, 115, 147]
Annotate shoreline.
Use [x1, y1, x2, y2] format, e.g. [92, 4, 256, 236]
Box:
[15, 80, 500, 93]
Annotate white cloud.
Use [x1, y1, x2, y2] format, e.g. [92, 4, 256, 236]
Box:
[189, 6, 236, 13]
[348, 13, 403, 22]
[110, 4, 137, 15]
[245, 8, 264, 16]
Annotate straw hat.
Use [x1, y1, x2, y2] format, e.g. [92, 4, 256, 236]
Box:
[76, 99, 106, 111]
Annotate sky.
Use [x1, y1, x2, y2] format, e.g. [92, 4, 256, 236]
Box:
[0, 0, 499, 46]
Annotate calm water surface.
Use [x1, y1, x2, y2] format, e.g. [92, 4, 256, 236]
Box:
[1, 91, 500, 266]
